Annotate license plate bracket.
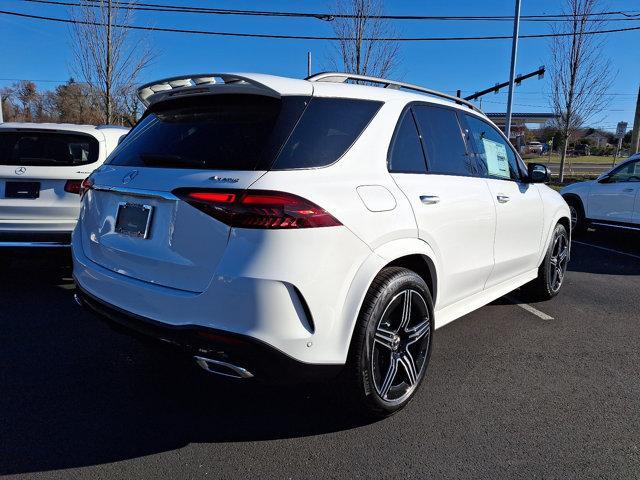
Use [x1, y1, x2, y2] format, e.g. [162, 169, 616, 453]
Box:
[115, 202, 153, 239]
[5, 181, 40, 199]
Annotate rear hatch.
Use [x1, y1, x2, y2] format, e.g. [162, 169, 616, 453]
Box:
[0, 130, 100, 221]
[79, 89, 383, 293]
[80, 93, 309, 293]
[81, 167, 265, 292]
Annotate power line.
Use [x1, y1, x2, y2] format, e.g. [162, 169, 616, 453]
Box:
[15, 0, 640, 22]
[2, 9, 640, 41]
[0, 77, 68, 83]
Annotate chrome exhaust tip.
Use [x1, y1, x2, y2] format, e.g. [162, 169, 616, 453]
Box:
[73, 292, 84, 307]
[194, 356, 254, 379]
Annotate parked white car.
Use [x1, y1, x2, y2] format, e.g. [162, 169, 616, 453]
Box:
[0, 123, 128, 247]
[526, 141, 543, 155]
[72, 72, 570, 416]
[561, 153, 640, 232]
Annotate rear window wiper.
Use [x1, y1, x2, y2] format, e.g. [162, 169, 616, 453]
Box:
[138, 154, 205, 168]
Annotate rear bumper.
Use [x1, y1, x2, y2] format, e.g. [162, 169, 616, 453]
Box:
[75, 286, 342, 383]
[72, 217, 372, 364]
[0, 218, 76, 247]
[0, 230, 71, 247]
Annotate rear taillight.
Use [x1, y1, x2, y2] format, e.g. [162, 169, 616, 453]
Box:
[174, 189, 342, 229]
[64, 180, 82, 194]
[79, 177, 94, 197]
[64, 177, 93, 196]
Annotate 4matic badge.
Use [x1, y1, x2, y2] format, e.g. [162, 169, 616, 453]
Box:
[210, 175, 239, 183]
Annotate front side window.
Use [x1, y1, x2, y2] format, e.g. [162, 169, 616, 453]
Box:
[412, 105, 477, 176]
[388, 110, 427, 173]
[464, 114, 521, 181]
[607, 159, 640, 183]
[0, 132, 99, 166]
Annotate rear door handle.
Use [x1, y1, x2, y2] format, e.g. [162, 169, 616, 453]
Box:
[420, 195, 440, 205]
[497, 194, 510, 203]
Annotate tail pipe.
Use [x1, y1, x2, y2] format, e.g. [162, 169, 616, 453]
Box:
[73, 292, 84, 307]
[194, 356, 254, 379]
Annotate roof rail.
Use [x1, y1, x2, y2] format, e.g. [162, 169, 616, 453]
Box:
[137, 73, 280, 107]
[95, 124, 129, 130]
[306, 72, 480, 112]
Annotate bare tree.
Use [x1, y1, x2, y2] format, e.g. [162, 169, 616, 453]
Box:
[69, 0, 155, 125]
[53, 80, 103, 125]
[327, 0, 400, 79]
[16, 81, 38, 122]
[550, 0, 614, 182]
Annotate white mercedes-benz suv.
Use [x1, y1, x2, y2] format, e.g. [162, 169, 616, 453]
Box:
[73, 72, 570, 416]
[561, 153, 640, 233]
[0, 122, 128, 247]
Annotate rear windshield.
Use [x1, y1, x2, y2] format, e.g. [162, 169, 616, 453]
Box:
[106, 94, 382, 171]
[0, 132, 99, 166]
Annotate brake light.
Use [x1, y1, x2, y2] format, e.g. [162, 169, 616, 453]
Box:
[174, 189, 342, 229]
[64, 180, 82, 194]
[64, 177, 94, 196]
[80, 177, 94, 197]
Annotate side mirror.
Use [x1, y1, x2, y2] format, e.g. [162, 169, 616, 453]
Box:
[597, 173, 611, 183]
[528, 163, 550, 183]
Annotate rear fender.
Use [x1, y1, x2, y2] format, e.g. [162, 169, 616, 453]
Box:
[335, 237, 440, 363]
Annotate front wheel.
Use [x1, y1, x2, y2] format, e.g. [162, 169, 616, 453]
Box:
[522, 223, 570, 301]
[345, 267, 434, 417]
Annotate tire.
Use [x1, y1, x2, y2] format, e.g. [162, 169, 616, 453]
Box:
[344, 267, 434, 418]
[564, 195, 586, 234]
[522, 223, 570, 301]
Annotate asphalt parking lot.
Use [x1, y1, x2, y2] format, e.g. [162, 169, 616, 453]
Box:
[2, 228, 640, 479]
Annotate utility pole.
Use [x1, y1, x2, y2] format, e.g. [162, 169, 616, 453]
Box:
[504, 0, 521, 139]
[105, 0, 112, 124]
[0, 92, 4, 123]
[631, 85, 640, 154]
[307, 51, 312, 77]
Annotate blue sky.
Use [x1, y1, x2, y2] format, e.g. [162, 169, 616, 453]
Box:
[1, 0, 638, 131]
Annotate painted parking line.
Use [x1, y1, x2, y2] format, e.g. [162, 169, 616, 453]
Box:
[572, 240, 640, 261]
[505, 295, 554, 320]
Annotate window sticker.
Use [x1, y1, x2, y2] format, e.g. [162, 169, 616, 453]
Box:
[482, 138, 510, 179]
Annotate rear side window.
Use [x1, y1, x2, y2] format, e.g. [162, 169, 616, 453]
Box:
[412, 105, 477, 176]
[108, 94, 307, 170]
[0, 132, 99, 166]
[273, 97, 382, 169]
[388, 110, 426, 173]
[464, 114, 521, 181]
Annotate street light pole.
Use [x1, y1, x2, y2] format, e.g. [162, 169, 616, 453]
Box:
[504, 0, 522, 139]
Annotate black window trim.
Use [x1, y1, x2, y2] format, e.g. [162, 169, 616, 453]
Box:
[462, 111, 529, 184]
[386, 106, 428, 174]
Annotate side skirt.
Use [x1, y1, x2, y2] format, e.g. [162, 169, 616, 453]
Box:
[434, 268, 538, 330]
[588, 220, 640, 232]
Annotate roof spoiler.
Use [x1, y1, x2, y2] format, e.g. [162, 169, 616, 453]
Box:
[137, 73, 281, 107]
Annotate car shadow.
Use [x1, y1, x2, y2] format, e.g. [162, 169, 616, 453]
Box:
[0, 252, 375, 476]
[567, 228, 640, 276]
